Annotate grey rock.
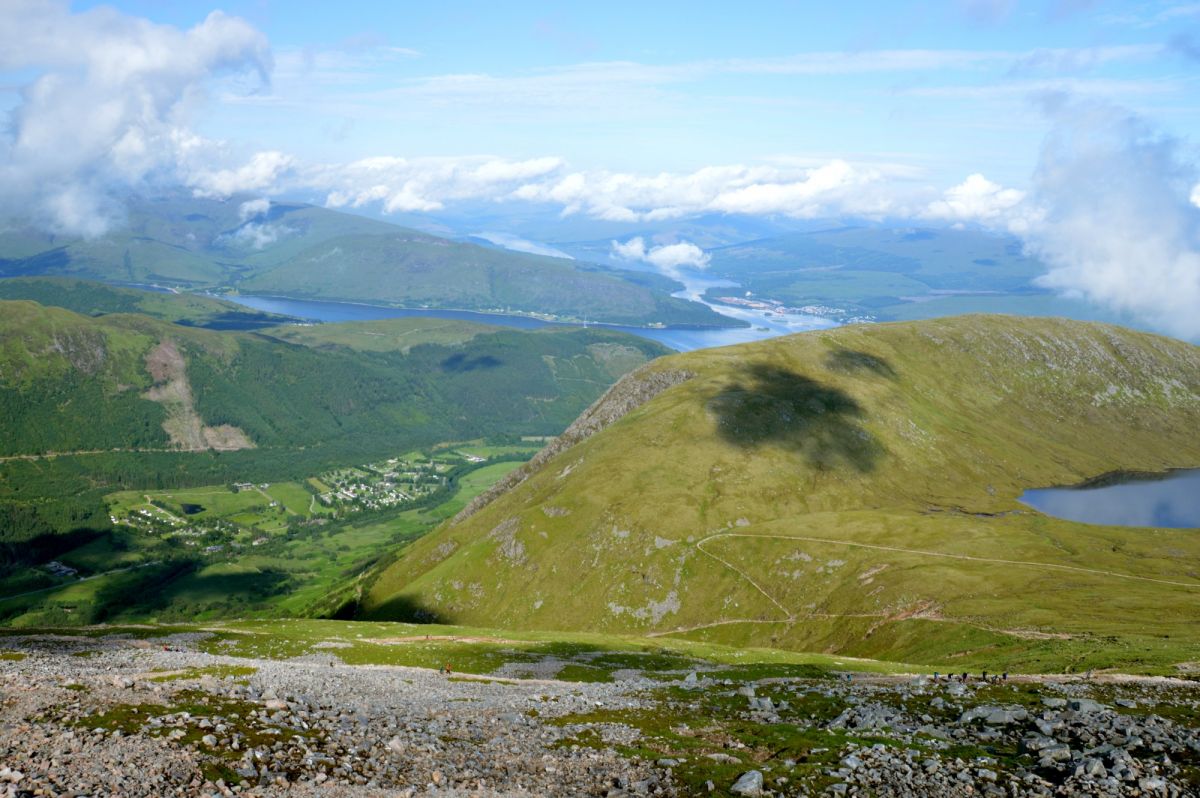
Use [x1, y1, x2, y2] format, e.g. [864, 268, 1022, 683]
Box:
[730, 770, 763, 796]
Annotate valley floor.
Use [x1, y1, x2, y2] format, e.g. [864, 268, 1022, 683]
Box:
[0, 624, 1197, 797]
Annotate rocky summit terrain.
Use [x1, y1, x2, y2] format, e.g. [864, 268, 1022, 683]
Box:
[1, 630, 1198, 797]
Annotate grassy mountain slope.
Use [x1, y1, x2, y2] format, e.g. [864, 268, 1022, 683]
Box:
[0, 196, 738, 328]
[0, 301, 668, 542]
[361, 315, 1200, 672]
[0, 277, 293, 330]
[235, 232, 725, 326]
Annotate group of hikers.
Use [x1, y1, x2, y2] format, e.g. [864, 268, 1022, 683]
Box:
[933, 670, 1008, 684]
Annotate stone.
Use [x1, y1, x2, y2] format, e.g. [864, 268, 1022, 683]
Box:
[706, 753, 740, 764]
[984, 707, 1027, 725]
[730, 770, 763, 797]
[1041, 743, 1073, 763]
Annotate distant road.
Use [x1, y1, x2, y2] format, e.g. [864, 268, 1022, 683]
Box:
[0, 445, 273, 462]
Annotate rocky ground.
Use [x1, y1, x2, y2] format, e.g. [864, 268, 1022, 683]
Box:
[0, 631, 1197, 797]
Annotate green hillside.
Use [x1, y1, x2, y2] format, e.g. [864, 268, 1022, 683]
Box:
[0, 196, 738, 328]
[0, 302, 667, 538]
[236, 232, 724, 326]
[0, 277, 293, 330]
[361, 315, 1200, 672]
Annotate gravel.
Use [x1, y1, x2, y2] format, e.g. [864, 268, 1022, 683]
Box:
[2, 634, 1198, 797]
[0, 633, 667, 797]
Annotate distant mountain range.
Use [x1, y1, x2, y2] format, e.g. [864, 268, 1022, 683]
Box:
[0, 194, 738, 329]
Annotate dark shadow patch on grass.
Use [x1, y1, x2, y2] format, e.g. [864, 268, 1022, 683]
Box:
[824, 348, 897, 380]
[709, 364, 883, 472]
[368, 593, 447, 624]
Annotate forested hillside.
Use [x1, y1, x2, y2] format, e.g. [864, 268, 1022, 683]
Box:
[0, 300, 667, 548]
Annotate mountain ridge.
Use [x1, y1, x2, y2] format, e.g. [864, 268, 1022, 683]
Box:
[0, 196, 739, 328]
[359, 315, 1200, 672]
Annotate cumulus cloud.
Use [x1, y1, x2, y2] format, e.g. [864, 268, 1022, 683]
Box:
[238, 197, 271, 221]
[229, 222, 290, 250]
[509, 160, 893, 223]
[318, 155, 564, 213]
[926, 173, 1028, 228]
[471, 232, 573, 259]
[1020, 100, 1200, 340]
[611, 236, 710, 278]
[0, 1, 270, 235]
[189, 151, 293, 198]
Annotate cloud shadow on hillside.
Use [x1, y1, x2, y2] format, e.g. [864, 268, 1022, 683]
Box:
[824, 348, 897, 379]
[709, 364, 883, 472]
[440, 353, 502, 373]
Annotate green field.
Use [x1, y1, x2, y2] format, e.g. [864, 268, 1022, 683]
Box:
[0, 444, 537, 626]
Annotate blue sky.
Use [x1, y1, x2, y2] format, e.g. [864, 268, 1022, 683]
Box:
[61, 0, 1200, 185]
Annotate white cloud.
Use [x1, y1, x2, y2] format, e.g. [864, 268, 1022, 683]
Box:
[510, 160, 894, 222]
[1007, 44, 1161, 75]
[238, 197, 270, 221]
[926, 173, 1027, 227]
[229, 222, 291, 250]
[1191, 184, 1200, 208]
[471, 232, 573, 259]
[0, 1, 270, 235]
[1020, 101, 1200, 340]
[188, 151, 294, 198]
[900, 76, 1182, 100]
[318, 155, 564, 213]
[611, 236, 710, 278]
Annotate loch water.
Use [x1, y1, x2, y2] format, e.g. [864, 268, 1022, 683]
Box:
[1020, 469, 1200, 529]
[224, 273, 837, 353]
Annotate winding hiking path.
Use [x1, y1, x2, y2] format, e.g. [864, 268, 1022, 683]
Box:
[648, 528, 1200, 639]
[701, 531, 1200, 590]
